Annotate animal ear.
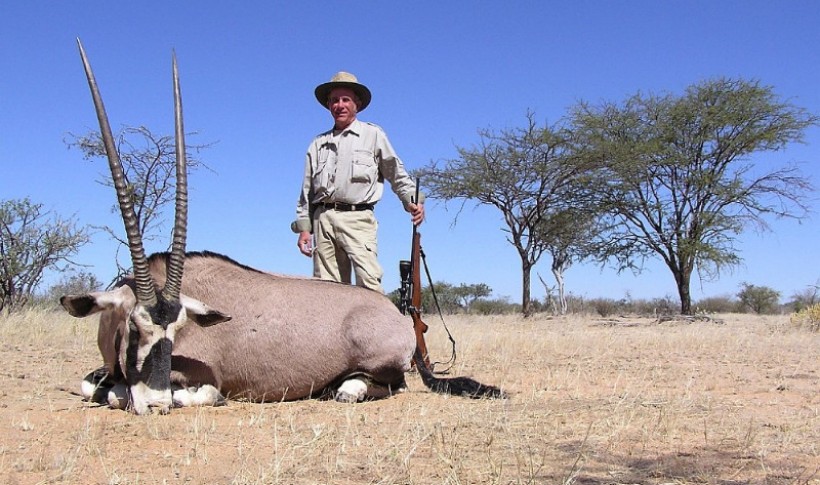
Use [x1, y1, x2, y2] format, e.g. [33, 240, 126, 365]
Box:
[60, 285, 136, 318]
[180, 294, 232, 327]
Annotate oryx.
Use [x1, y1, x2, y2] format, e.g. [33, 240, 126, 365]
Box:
[61, 40, 504, 414]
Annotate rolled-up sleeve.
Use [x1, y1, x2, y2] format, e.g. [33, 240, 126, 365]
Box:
[374, 127, 425, 209]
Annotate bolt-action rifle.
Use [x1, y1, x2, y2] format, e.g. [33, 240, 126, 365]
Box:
[399, 179, 430, 367]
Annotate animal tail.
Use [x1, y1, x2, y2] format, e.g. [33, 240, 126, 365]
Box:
[413, 347, 507, 399]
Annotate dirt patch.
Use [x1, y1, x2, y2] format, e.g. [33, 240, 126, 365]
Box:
[1, 310, 818, 484]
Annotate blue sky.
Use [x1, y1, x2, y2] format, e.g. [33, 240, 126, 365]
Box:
[2, 1, 818, 304]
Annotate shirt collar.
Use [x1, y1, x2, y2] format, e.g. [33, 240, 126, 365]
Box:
[331, 119, 363, 137]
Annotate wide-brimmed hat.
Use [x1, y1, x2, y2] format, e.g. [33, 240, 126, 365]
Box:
[314, 72, 372, 112]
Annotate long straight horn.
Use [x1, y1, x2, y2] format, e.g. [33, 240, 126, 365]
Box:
[161, 51, 187, 302]
[77, 38, 157, 307]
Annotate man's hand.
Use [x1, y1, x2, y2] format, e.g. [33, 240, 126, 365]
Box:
[409, 203, 425, 226]
[297, 231, 314, 257]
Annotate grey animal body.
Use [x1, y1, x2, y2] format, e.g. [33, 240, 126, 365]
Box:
[130, 250, 414, 402]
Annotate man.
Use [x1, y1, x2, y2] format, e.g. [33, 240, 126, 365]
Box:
[292, 72, 424, 293]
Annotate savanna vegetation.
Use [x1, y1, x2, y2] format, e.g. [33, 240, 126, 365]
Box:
[387, 279, 820, 324]
[3, 78, 816, 319]
[418, 78, 817, 316]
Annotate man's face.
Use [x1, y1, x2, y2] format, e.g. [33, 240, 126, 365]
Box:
[328, 87, 359, 129]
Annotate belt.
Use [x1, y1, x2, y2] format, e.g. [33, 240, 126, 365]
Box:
[321, 202, 374, 212]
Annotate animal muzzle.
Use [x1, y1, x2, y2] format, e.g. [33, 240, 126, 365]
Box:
[123, 337, 176, 414]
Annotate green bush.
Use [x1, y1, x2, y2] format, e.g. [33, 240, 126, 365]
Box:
[588, 298, 622, 317]
[737, 282, 781, 315]
[629, 296, 678, 316]
[471, 297, 520, 315]
[695, 295, 739, 314]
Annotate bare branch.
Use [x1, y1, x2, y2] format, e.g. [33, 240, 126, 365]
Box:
[65, 125, 214, 271]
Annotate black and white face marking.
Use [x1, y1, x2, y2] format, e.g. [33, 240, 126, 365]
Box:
[121, 296, 188, 415]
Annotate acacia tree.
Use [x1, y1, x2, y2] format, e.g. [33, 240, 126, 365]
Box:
[572, 78, 817, 315]
[417, 113, 592, 316]
[66, 126, 210, 280]
[388, 281, 492, 314]
[452, 283, 492, 311]
[0, 198, 90, 312]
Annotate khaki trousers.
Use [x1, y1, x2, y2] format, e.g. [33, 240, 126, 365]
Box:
[312, 206, 384, 293]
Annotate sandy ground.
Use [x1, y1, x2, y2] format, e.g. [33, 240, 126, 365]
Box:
[1, 310, 818, 484]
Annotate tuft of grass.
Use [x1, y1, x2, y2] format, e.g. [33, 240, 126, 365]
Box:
[790, 302, 820, 332]
[0, 305, 95, 348]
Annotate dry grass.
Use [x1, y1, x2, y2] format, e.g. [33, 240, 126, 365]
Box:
[1, 308, 818, 484]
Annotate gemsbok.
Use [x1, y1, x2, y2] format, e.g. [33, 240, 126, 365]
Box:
[60, 40, 504, 414]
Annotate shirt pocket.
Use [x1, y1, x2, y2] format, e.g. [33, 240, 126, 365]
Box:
[313, 144, 336, 192]
[351, 149, 377, 183]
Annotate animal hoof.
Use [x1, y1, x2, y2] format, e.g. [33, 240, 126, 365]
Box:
[334, 391, 358, 403]
[81, 366, 113, 403]
[107, 384, 129, 410]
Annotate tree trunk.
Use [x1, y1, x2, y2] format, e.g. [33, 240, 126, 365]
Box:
[551, 251, 570, 316]
[552, 266, 568, 315]
[675, 269, 693, 315]
[521, 263, 532, 317]
[537, 273, 558, 315]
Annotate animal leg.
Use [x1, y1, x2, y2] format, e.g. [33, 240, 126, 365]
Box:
[80, 366, 116, 404]
[334, 378, 368, 403]
[335, 376, 407, 402]
[365, 376, 408, 399]
[173, 385, 226, 407]
[107, 383, 129, 410]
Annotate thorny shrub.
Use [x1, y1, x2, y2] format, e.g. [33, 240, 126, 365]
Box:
[790, 302, 820, 332]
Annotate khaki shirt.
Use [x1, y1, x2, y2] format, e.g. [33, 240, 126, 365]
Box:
[292, 119, 422, 233]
